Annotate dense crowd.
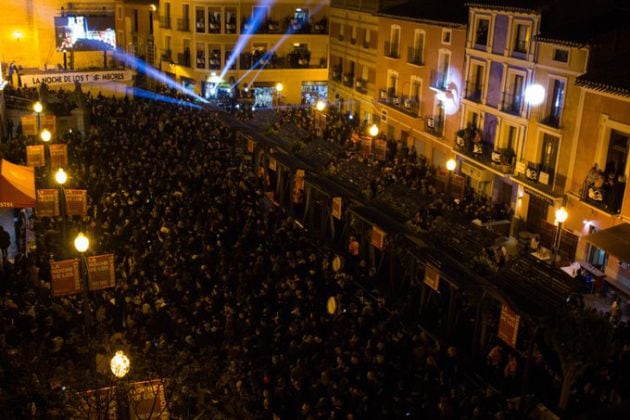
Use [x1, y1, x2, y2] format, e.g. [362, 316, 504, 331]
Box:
[0, 86, 628, 418]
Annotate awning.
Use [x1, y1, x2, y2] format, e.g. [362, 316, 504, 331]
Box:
[585, 223, 630, 263]
[0, 159, 36, 208]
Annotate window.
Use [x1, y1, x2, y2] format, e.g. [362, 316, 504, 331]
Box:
[605, 131, 629, 180]
[389, 25, 401, 58]
[410, 30, 425, 65]
[553, 48, 569, 63]
[503, 72, 524, 115]
[540, 133, 559, 182]
[351, 26, 357, 44]
[117, 6, 122, 20]
[387, 70, 398, 96]
[435, 50, 450, 90]
[196, 7, 205, 32]
[442, 29, 452, 45]
[475, 17, 490, 46]
[209, 46, 221, 70]
[513, 24, 530, 53]
[133, 10, 138, 32]
[208, 10, 221, 33]
[364, 28, 371, 48]
[225, 8, 237, 34]
[149, 11, 154, 34]
[339, 23, 344, 41]
[196, 43, 205, 69]
[544, 78, 565, 126]
[467, 63, 484, 101]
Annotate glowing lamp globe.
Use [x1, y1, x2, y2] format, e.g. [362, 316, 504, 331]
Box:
[74, 233, 89, 253]
[275, 82, 284, 92]
[446, 159, 457, 172]
[524, 84, 546, 106]
[369, 124, 379, 137]
[555, 207, 568, 224]
[33, 101, 43, 113]
[55, 168, 67, 185]
[315, 100, 326, 112]
[110, 351, 130, 378]
[40, 129, 52, 142]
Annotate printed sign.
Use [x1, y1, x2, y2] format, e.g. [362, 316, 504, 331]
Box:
[424, 265, 440, 291]
[26, 145, 45, 167]
[36, 189, 60, 217]
[294, 169, 305, 191]
[375, 139, 387, 161]
[332, 197, 342, 220]
[128, 379, 169, 419]
[371, 226, 385, 250]
[49, 144, 68, 169]
[21, 114, 56, 137]
[87, 254, 116, 291]
[25, 70, 133, 87]
[361, 136, 372, 157]
[51, 258, 81, 296]
[497, 304, 521, 348]
[247, 138, 255, 153]
[268, 157, 277, 171]
[65, 189, 88, 216]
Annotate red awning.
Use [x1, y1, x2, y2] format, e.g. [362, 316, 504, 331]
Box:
[0, 159, 36, 208]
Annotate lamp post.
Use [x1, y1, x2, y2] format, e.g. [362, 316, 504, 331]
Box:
[446, 158, 456, 196]
[314, 100, 326, 138]
[34, 101, 43, 132]
[368, 123, 379, 138]
[41, 128, 52, 182]
[55, 168, 68, 253]
[552, 207, 568, 266]
[275, 82, 283, 110]
[74, 232, 91, 335]
[111, 350, 131, 419]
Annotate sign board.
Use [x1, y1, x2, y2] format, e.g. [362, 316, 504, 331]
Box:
[331, 197, 342, 220]
[128, 379, 169, 419]
[268, 157, 277, 171]
[36, 189, 60, 217]
[374, 139, 387, 161]
[423, 265, 440, 291]
[49, 144, 68, 169]
[247, 138, 255, 153]
[294, 169, 305, 191]
[371, 226, 385, 250]
[87, 254, 116, 291]
[361, 136, 372, 157]
[65, 189, 88, 216]
[26, 145, 45, 167]
[21, 114, 56, 137]
[497, 304, 520, 348]
[51, 258, 81, 296]
[351, 132, 360, 143]
[327, 296, 338, 315]
[25, 70, 134, 87]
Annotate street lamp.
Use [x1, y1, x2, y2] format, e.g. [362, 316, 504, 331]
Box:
[56, 169, 68, 252]
[40, 129, 51, 142]
[315, 99, 326, 112]
[41, 129, 52, 183]
[74, 232, 89, 253]
[369, 123, 379, 137]
[110, 351, 131, 378]
[276, 83, 284, 110]
[552, 207, 568, 266]
[34, 101, 43, 133]
[54, 168, 67, 185]
[446, 158, 456, 196]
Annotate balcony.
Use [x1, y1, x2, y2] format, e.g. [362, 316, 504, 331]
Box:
[454, 130, 516, 175]
[501, 92, 523, 116]
[540, 113, 561, 128]
[342, 73, 354, 87]
[384, 41, 400, 59]
[161, 49, 173, 62]
[331, 67, 342, 82]
[379, 89, 420, 118]
[425, 116, 444, 137]
[225, 20, 237, 34]
[208, 20, 222, 34]
[355, 78, 369, 94]
[430, 70, 449, 91]
[407, 47, 423, 66]
[580, 170, 625, 215]
[363, 40, 370, 49]
[159, 17, 171, 29]
[177, 52, 191, 67]
[177, 18, 190, 32]
[239, 52, 324, 70]
[464, 81, 484, 103]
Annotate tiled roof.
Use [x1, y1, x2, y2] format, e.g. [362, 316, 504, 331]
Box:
[576, 52, 630, 97]
[378, 0, 467, 24]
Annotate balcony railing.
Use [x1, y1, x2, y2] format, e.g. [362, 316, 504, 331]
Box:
[384, 41, 400, 59]
[177, 52, 191, 67]
[239, 52, 324, 70]
[159, 17, 171, 29]
[425, 116, 444, 137]
[331, 67, 342, 82]
[430, 71, 449, 91]
[363, 39, 370, 49]
[342, 73, 354, 87]
[407, 47, 423, 65]
[177, 18, 190, 32]
[355, 78, 368, 94]
[161, 49, 172, 62]
[581, 172, 625, 215]
[379, 89, 420, 117]
[501, 92, 523, 116]
[540, 113, 561, 128]
[464, 81, 484, 103]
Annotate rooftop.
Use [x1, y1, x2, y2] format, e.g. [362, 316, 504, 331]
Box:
[576, 51, 630, 97]
[378, 0, 467, 25]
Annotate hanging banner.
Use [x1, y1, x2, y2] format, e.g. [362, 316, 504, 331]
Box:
[247, 138, 255, 153]
[351, 132, 360, 144]
[268, 157, 277, 171]
[497, 304, 520, 348]
[26, 145, 46, 167]
[361, 136, 372, 157]
[332, 197, 342, 220]
[36, 189, 60, 217]
[49, 144, 68, 169]
[87, 254, 116, 291]
[51, 258, 81, 296]
[374, 139, 387, 161]
[65, 189, 88, 216]
[20, 114, 56, 136]
[371, 226, 385, 250]
[25, 70, 134, 87]
[294, 169, 305, 191]
[128, 379, 169, 419]
[424, 265, 440, 291]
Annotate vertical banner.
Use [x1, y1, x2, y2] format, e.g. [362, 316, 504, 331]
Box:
[268, 157, 277, 171]
[247, 138, 255, 153]
[371, 226, 385, 250]
[51, 258, 81, 296]
[26, 145, 46, 167]
[374, 139, 387, 161]
[497, 304, 521, 348]
[424, 265, 440, 291]
[332, 197, 342, 220]
[351, 132, 360, 144]
[20, 115, 37, 136]
[36, 189, 60, 217]
[294, 169, 305, 191]
[87, 254, 116, 291]
[65, 189, 88, 216]
[49, 144, 68, 169]
[361, 136, 373, 157]
[41, 115, 57, 134]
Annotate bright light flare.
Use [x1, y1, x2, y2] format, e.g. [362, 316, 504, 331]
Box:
[525, 84, 546, 106]
[110, 350, 130, 378]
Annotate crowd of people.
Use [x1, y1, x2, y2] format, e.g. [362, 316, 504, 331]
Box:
[0, 85, 628, 418]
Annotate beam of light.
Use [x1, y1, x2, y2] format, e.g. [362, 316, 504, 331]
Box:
[113, 50, 207, 103]
[237, 1, 327, 90]
[219, 0, 277, 80]
[131, 87, 203, 109]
